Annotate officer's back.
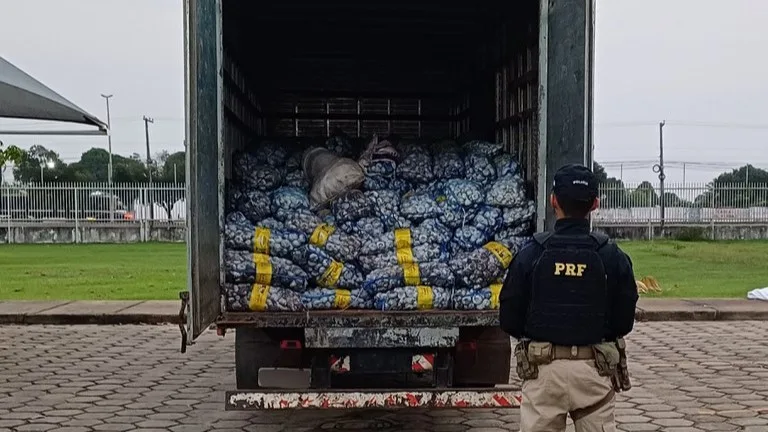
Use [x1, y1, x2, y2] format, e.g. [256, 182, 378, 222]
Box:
[499, 164, 638, 432]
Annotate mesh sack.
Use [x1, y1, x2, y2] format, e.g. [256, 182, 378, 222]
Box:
[400, 192, 441, 222]
[363, 175, 391, 191]
[418, 218, 453, 241]
[224, 249, 309, 292]
[486, 175, 527, 208]
[493, 234, 533, 255]
[358, 243, 450, 274]
[270, 186, 311, 215]
[283, 211, 323, 234]
[390, 178, 412, 196]
[234, 155, 284, 191]
[365, 190, 400, 229]
[234, 190, 271, 222]
[225, 283, 304, 312]
[440, 179, 484, 207]
[304, 245, 364, 290]
[366, 159, 397, 177]
[465, 153, 497, 185]
[340, 217, 386, 241]
[451, 226, 493, 254]
[450, 242, 514, 289]
[332, 190, 375, 223]
[363, 262, 454, 294]
[452, 284, 503, 311]
[463, 140, 503, 158]
[225, 211, 250, 228]
[285, 170, 310, 190]
[433, 151, 465, 179]
[502, 200, 536, 227]
[438, 200, 476, 229]
[224, 217, 307, 261]
[374, 286, 451, 311]
[257, 217, 285, 231]
[396, 152, 433, 184]
[493, 153, 521, 178]
[360, 224, 451, 256]
[472, 206, 504, 234]
[253, 140, 289, 168]
[301, 288, 373, 310]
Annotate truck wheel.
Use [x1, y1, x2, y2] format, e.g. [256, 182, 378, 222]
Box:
[235, 327, 302, 390]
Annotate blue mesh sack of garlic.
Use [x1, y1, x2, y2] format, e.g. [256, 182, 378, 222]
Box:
[233, 189, 272, 223]
[493, 234, 533, 256]
[224, 249, 309, 292]
[400, 191, 442, 222]
[433, 151, 465, 179]
[224, 215, 307, 263]
[357, 243, 450, 274]
[365, 190, 401, 228]
[301, 288, 374, 310]
[360, 223, 451, 256]
[374, 286, 452, 311]
[332, 190, 376, 224]
[464, 153, 497, 185]
[485, 175, 528, 208]
[451, 225, 493, 254]
[462, 140, 503, 158]
[493, 153, 521, 178]
[501, 200, 536, 227]
[252, 140, 289, 168]
[270, 186, 311, 217]
[362, 262, 454, 294]
[451, 283, 503, 311]
[339, 217, 386, 242]
[283, 213, 361, 264]
[224, 283, 304, 312]
[449, 241, 514, 289]
[285, 170, 310, 191]
[304, 245, 364, 290]
[396, 151, 434, 185]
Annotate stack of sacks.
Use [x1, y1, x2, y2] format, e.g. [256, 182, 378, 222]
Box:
[223, 137, 537, 312]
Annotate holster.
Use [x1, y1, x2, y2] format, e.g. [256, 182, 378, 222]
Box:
[591, 342, 620, 378]
[514, 340, 538, 381]
[615, 338, 632, 392]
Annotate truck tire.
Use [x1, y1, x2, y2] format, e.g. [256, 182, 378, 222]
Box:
[235, 327, 302, 390]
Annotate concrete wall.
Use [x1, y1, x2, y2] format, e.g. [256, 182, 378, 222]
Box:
[596, 224, 768, 241]
[0, 223, 185, 244]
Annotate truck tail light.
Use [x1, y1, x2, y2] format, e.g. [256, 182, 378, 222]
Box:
[412, 354, 435, 372]
[280, 340, 302, 350]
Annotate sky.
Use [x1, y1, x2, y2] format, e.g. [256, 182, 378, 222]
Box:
[1, 0, 767, 185]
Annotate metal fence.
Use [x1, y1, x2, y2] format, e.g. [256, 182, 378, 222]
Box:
[0, 183, 186, 225]
[595, 182, 768, 225]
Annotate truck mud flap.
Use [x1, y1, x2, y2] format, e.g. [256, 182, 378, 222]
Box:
[225, 387, 521, 410]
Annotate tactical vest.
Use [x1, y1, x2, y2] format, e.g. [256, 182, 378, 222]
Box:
[524, 231, 609, 346]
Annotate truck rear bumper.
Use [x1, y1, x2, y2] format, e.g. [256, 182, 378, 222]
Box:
[225, 387, 521, 410]
[217, 310, 499, 329]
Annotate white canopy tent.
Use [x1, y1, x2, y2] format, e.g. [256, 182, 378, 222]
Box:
[0, 55, 107, 135]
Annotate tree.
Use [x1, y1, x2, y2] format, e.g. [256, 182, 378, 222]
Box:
[594, 162, 629, 208]
[0, 140, 24, 167]
[158, 151, 185, 184]
[692, 165, 768, 208]
[627, 181, 658, 207]
[12, 145, 68, 183]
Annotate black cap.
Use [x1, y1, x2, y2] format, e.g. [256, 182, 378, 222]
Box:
[553, 164, 599, 201]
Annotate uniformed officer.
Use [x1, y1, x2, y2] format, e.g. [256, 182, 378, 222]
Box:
[499, 164, 639, 432]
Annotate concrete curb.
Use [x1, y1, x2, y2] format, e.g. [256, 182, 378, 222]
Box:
[1, 299, 767, 325]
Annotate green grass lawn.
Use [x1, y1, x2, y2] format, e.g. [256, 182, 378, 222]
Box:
[1, 241, 766, 300]
[619, 240, 768, 298]
[0, 243, 186, 300]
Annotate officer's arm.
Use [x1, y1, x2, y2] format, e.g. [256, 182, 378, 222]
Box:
[499, 244, 536, 339]
[609, 246, 639, 337]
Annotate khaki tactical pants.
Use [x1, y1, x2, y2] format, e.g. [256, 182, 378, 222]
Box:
[520, 359, 615, 432]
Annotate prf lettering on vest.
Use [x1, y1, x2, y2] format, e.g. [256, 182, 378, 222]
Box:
[554, 262, 587, 277]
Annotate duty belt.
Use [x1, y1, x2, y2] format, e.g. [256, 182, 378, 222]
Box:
[552, 345, 594, 360]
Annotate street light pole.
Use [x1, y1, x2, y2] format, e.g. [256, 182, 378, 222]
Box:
[100, 94, 114, 183]
[143, 116, 155, 220]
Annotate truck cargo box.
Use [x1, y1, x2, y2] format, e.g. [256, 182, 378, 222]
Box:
[183, 0, 595, 407]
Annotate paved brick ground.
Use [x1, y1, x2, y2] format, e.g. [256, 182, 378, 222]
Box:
[1, 322, 767, 431]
